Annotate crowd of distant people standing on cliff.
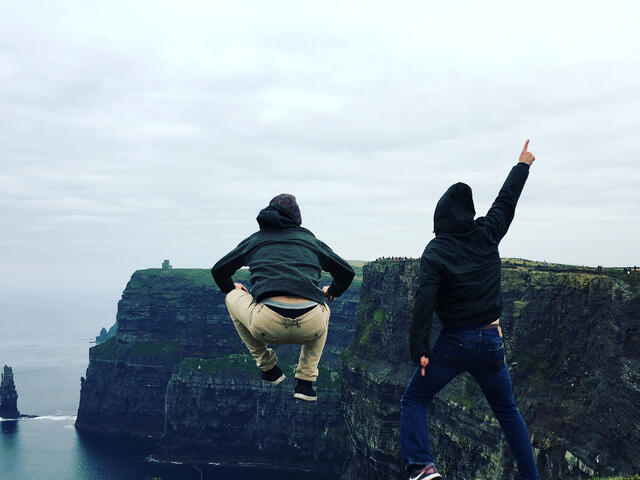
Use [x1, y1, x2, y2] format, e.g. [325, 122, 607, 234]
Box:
[374, 256, 412, 262]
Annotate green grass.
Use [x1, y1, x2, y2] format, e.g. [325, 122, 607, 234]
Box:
[592, 476, 640, 480]
[358, 307, 386, 346]
[340, 301, 386, 369]
[132, 268, 249, 291]
[346, 260, 367, 268]
[132, 260, 364, 293]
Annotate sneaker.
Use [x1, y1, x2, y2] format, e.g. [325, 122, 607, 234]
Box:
[408, 463, 442, 480]
[261, 365, 285, 385]
[293, 379, 317, 401]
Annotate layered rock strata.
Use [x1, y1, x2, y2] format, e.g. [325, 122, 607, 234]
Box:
[341, 259, 640, 479]
[160, 355, 347, 470]
[76, 267, 360, 459]
[76, 260, 640, 478]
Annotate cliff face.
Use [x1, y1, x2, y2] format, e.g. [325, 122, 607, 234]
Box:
[76, 267, 360, 458]
[341, 260, 640, 480]
[0, 365, 20, 418]
[160, 355, 347, 470]
[76, 260, 639, 478]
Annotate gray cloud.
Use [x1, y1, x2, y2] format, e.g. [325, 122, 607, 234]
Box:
[1, 0, 639, 310]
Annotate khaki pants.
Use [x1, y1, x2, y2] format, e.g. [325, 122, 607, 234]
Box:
[225, 289, 330, 381]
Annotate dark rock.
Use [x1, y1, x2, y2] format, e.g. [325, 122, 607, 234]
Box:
[95, 324, 117, 344]
[75, 260, 640, 478]
[159, 355, 347, 472]
[340, 259, 640, 479]
[0, 365, 20, 419]
[76, 266, 360, 471]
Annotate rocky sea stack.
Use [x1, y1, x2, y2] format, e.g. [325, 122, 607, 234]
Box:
[0, 365, 20, 419]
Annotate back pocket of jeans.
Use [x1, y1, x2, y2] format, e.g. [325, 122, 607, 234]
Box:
[299, 314, 328, 342]
[486, 342, 505, 365]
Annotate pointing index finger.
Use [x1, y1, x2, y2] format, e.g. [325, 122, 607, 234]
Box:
[522, 139, 530, 153]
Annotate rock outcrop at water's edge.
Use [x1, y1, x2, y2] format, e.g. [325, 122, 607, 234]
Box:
[341, 259, 640, 479]
[0, 365, 20, 418]
[76, 260, 640, 478]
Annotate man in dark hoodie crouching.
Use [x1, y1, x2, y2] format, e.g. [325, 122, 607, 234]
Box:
[211, 194, 354, 401]
[401, 141, 540, 480]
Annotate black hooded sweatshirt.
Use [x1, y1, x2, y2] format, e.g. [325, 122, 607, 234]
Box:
[409, 162, 530, 363]
[211, 204, 355, 304]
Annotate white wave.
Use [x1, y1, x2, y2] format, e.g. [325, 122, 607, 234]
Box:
[32, 415, 77, 421]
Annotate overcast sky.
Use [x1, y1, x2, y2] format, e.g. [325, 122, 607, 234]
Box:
[1, 1, 639, 328]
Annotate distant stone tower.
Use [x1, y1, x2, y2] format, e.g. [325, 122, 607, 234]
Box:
[0, 365, 20, 418]
[162, 259, 172, 270]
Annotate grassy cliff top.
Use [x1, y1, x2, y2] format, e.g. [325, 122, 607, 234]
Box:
[501, 257, 640, 292]
[366, 257, 639, 292]
[132, 260, 365, 290]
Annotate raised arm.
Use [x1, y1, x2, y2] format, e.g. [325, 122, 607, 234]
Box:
[476, 140, 535, 243]
[409, 253, 441, 368]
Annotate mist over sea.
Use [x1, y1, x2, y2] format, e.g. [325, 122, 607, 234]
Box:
[0, 288, 333, 480]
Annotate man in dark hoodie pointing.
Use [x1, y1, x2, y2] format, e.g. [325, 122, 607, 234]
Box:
[401, 141, 540, 480]
[211, 194, 354, 401]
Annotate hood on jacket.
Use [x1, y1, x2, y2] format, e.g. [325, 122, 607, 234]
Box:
[433, 182, 476, 235]
[256, 203, 301, 230]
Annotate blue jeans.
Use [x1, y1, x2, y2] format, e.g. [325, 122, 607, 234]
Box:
[400, 327, 540, 480]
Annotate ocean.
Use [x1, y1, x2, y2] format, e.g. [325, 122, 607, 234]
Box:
[0, 289, 334, 480]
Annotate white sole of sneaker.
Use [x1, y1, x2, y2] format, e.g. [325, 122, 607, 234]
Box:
[409, 472, 441, 480]
[263, 374, 286, 385]
[293, 392, 317, 401]
[426, 475, 442, 480]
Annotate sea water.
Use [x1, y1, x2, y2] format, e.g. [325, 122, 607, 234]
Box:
[0, 289, 334, 480]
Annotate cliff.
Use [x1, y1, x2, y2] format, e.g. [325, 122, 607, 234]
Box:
[0, 365, 20, 418]
[341, 259, 640, 479]
[76, 260, 640, 478]
[76, 265, 360, 472]
[160, 355, 347, 470]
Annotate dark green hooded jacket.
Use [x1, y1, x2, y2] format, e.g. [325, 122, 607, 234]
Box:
[211, 204, 355, 304]
[409, 162, 530, 363]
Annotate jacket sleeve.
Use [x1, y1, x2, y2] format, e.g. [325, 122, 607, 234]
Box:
[409, 254, 441, 363]
[317, 240, 355, 298]
[211, 238, 251, 294]
[476, 162, 530, 243]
